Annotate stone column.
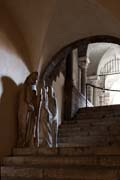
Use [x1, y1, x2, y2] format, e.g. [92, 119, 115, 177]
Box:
[79, 56, 89, 96]
[87, 75, 99, 106]
[93, 85, 97, 106]
[78, 68, 81, 93]
[87, 84, 94, 104]
[63, 51, 73, 121]
[92, 78, 100, 106]
[72, 48, 79, 89]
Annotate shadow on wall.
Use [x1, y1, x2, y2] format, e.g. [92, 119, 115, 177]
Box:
[0, 76, 18, 159]
[0, 3, 32, 72]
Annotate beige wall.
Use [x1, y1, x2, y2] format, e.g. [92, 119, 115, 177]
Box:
[0, 1, 57, 158]
[2, 0, 120, 72]
[41, 0, 120, 73]
[97, 0, 120, 20]
[2, 0, 57, 71]
[0, 7, 30, 159]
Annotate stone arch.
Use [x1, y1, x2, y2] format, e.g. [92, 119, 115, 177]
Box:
[40, 35, 120, 122]
[97, 44, 120, 75]
[41, 35, 120, 82]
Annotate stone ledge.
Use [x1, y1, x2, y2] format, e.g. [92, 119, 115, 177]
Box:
[13, 147, 58, 156]
[1, 167, 43, 178]
[12, 146, 120, 156]
[3, 155, 120, 167]
[1, 166, 120, 179]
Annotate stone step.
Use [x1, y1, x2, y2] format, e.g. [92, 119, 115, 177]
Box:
[58, 135, 120, 146]
[75, 116, 120, 121]
[1, 178, 41, 180]
[12, 147, 58, 156]
[77, 116, 120, 122]
[58, 142, 95, 147]
[12, 146, 120, 156]
[61, 117, 120, 127]
[59, 124, 120, 136]
[59, 122, 120, 130]
[76, 104, 120, 114]
[1, 167, 43, 179]
[3, 154, 120, 167]
[1, 166, 120, 179]
[76, 108, 120, 114]
[60, 123, 119, 130]
[59, 131, 119, 137]
[74, 113, 120, 120]
[59, 125, 120, 136]
[74, 106, 120, 119]
[2, 146, 120, 179]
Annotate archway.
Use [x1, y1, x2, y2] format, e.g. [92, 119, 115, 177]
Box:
[41, 35, 120, 122]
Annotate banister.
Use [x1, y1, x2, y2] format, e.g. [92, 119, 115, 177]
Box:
[85, 83, 120, 107]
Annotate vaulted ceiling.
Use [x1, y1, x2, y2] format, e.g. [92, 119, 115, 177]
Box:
[1, 0, 120, 73]
[87, 43, 120, 76]
[97, 0, 120, 20]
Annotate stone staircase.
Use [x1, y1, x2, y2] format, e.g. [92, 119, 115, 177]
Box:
[1, 104, 120, 179]
[2, 146, 120, 179]
[58, 105, 120, 147]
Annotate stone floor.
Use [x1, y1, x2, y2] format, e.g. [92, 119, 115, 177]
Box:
[1, 146, 120, 179]
[2, 105, 120, 179]
[58, 105, 120, 147]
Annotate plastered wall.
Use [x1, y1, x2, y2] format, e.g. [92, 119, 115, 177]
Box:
[0, 8, 30, 159]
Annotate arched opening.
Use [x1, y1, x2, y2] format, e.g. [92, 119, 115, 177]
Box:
[41, 35, 120, 123]
[87, 42, 120, 106]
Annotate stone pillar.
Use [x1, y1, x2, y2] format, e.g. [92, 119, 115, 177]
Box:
[79, 56, 89, 96]
[78, 68, 81, 93]
[63, 51, 73, 121]
[72, 48, 79, 89]
[87, 85, 94, 104]
[93, 86, 97, 106]
[93, 78, 100, 106]
[87, 75, 99, 106]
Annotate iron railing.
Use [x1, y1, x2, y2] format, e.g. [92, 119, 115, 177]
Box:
[86, 83, 120, 107]
[100, 58, 120, 75]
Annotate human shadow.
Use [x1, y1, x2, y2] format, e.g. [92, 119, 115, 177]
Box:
[0, 76, 19, 159]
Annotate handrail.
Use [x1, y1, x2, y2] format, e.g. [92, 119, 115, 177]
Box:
[85, 83, 120, 107]
[98, 72, 120, 76]
[86, 83, 120, 92]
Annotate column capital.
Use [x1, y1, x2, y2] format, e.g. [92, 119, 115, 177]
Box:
[87, 75, 98, 81]
[78, 56, 90, 69]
